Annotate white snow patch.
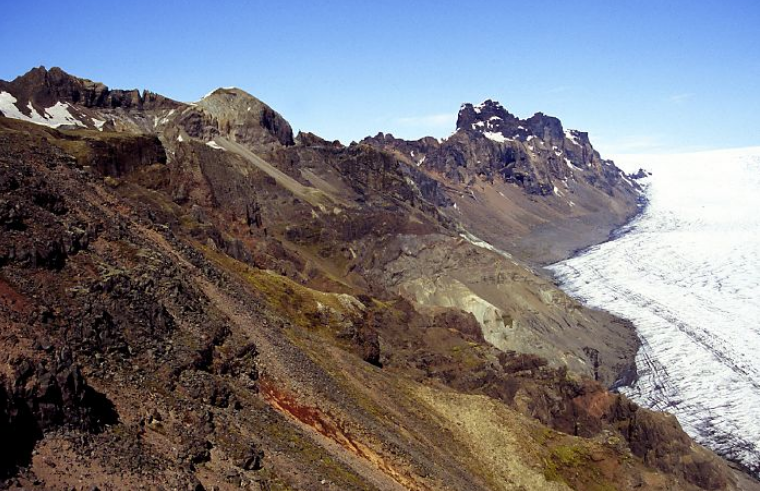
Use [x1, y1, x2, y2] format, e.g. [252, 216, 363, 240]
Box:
[0, 92, 25, 120]
[618, 171, 635, 187]
[483, 131, 512, 143]
[23, 102, 50, 124]
[0, 93, 88, 128]
[92, 117, 106, 130]
[177, 135, 185, 142]
[564, 157, 581, 170]
[44, 102, 86, 127]
[564, 129, 581, 145]
[460, 232, 512, 260]
[201, 89, 216, 100]
[206, 141, 225, 151]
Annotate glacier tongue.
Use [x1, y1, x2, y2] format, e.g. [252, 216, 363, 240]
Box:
[548, 147, 760, 476]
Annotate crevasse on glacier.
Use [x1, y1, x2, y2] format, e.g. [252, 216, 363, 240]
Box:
[549, 148, 760, 476]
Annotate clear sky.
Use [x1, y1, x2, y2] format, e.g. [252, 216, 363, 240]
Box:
[1, 1, 758, 156]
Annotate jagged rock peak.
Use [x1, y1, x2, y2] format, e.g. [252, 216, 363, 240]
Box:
[295, 131, 343, 148]
[456, 99, 519, 131]
[456, 100, 581, 148]
[0, 65, 180, 111]
[525, 111, 564, 144]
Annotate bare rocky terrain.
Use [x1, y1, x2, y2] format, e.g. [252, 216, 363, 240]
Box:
[0, 66, 756, 490]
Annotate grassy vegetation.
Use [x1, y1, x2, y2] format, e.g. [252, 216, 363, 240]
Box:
[200, 245, 364, 334]
[541, 442, 620, 491]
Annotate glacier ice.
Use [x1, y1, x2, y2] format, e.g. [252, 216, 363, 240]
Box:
[549, 147, 760, 475]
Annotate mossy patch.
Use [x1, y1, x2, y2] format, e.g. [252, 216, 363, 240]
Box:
[200, 246, 364, 335]
[543, 445, 587, 484]
[542, 442, 619, 491]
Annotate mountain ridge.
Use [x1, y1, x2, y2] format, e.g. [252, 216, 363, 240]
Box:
[0, 66, 756, 490]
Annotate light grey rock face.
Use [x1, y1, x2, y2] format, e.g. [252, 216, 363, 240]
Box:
[193, 88, 294, 147]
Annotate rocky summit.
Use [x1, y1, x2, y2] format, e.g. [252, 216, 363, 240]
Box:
[0, 66, 756, 491]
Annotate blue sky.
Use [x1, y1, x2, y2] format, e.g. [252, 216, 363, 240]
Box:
[1, 1, 758, 156]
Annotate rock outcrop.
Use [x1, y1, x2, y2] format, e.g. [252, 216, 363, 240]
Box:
[363, 99, 642, 264]
[0, 66, 180, 112]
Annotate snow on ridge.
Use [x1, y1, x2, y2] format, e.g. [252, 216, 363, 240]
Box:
[564, 129, 581, 145]
[0, 92, 85, 128]
[483, 131, 512, 143]
[201, 88, 219, 100]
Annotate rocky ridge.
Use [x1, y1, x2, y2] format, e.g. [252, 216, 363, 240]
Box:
[0, 66, 756, 490]
[363, 99, 642, 263]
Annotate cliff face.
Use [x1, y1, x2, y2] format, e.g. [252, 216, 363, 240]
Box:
[0, 67, 755, 491]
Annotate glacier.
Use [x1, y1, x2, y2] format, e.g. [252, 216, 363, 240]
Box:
[549, 147, 760, 475]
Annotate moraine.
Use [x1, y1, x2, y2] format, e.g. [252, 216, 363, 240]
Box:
[549, 147, 760, 476]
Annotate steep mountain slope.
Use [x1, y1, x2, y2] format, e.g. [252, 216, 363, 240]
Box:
[363, 100, 641, 264]
[0, 67, 756, 490]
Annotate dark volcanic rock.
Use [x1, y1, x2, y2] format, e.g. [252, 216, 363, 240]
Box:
[0, 356, 117, 478]
[82, 133, 167, 177]
[630, 168, 652, 179]
[0, 66, 181, 112]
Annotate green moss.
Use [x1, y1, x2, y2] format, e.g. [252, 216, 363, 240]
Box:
[543, 444, 588, 483]
[199, 245, 362, 337]
[543, 461, 565, 484]
[532, 427, 556, 446]
[590, 483, 618, 491]
[552, 445, 586, 467]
